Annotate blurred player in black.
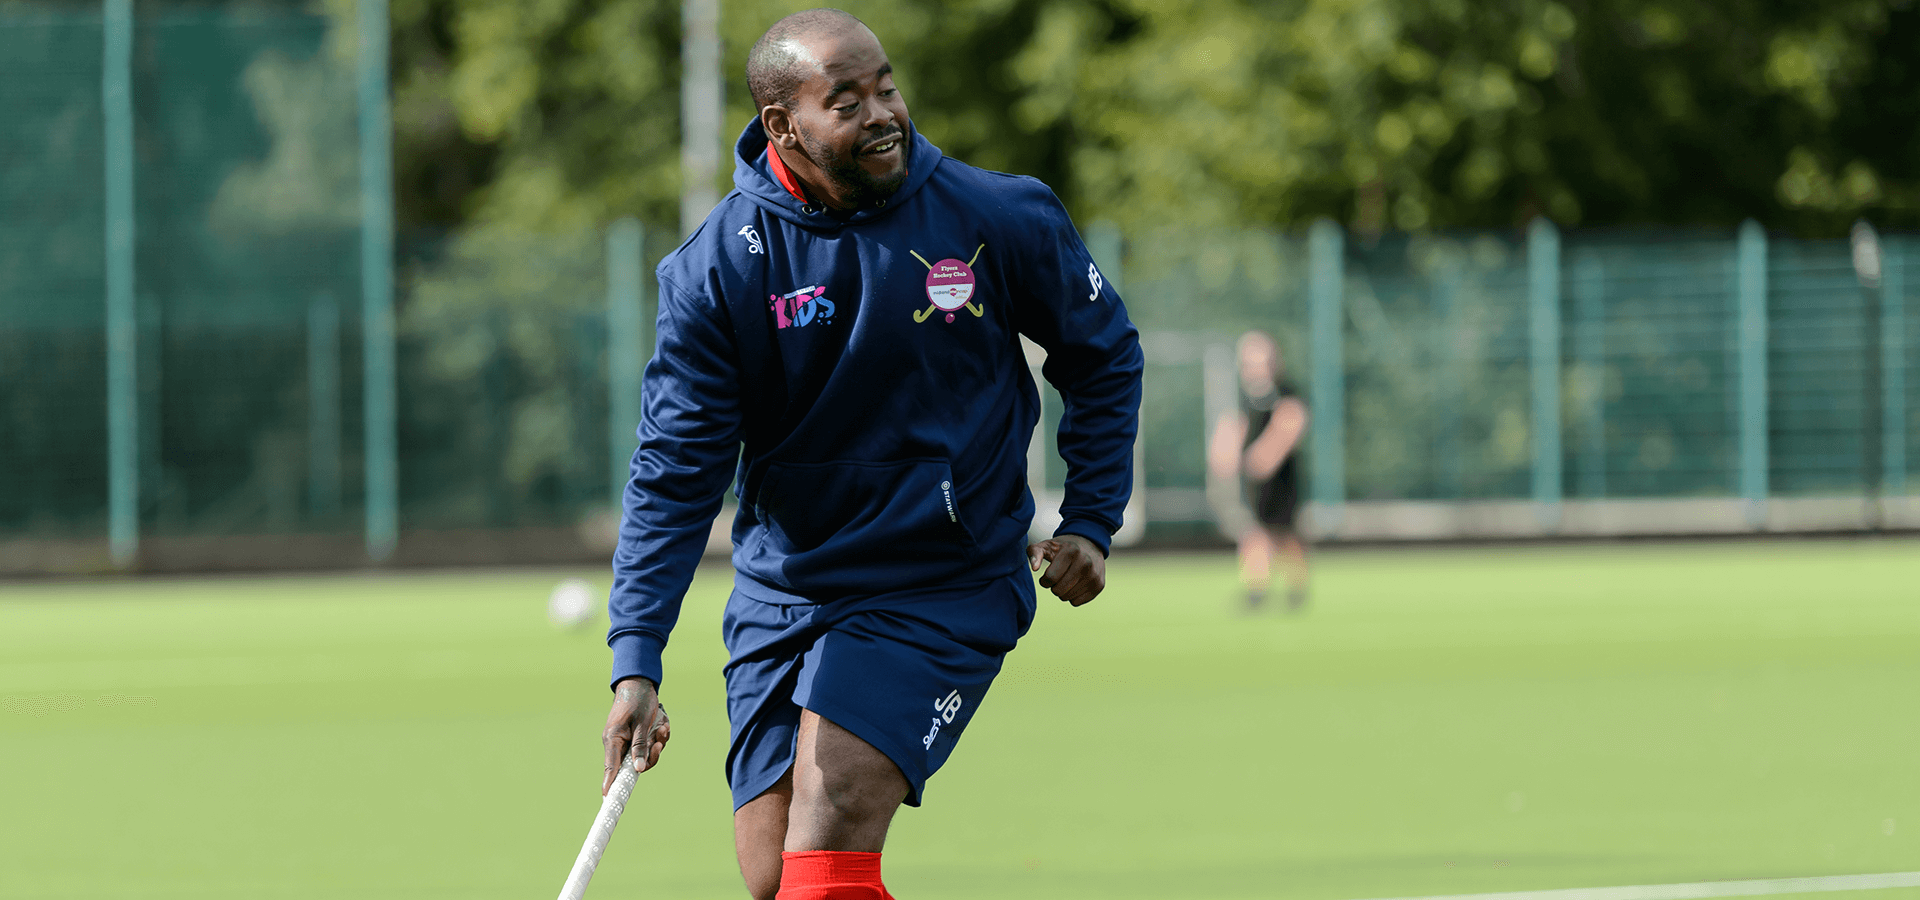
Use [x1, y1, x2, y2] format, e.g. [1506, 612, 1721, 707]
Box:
[1208, 330, 1310, 611]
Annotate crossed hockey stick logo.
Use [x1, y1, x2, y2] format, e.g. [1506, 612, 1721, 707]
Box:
[911, 244, 986, 323]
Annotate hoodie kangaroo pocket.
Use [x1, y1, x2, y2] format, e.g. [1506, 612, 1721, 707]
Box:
[755, 458, 975, 555]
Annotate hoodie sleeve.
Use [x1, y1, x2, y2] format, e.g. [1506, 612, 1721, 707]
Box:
[1009, 185, 1145, 555]
[607, 272, 742, 689]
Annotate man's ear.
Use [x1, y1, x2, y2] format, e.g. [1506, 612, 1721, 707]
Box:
[761, 106, 796, 149]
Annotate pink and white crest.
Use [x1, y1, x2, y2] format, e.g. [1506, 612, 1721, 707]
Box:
[924, 260, 976, 311]
[910, 244, 986, 324]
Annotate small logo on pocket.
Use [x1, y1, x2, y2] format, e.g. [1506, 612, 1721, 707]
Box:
[939, 481, 956, 522]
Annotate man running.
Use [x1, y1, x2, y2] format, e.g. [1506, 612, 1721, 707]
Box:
[599, 9, 1143, 899]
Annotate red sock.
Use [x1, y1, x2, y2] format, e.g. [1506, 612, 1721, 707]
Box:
[775, 851, 894, 900]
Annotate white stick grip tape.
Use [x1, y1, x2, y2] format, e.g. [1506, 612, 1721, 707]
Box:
[557, 758, 639, 900]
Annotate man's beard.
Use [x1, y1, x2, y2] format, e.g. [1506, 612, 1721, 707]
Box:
[797, 124, 907, 208]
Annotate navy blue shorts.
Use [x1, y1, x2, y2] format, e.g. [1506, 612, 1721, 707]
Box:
[720, 568, 1036, 810]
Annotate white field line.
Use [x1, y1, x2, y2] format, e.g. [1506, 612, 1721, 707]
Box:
[1350, 871, 1920, 900]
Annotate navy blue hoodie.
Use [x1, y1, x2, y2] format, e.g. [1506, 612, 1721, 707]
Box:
[608, 119, 1143, 688]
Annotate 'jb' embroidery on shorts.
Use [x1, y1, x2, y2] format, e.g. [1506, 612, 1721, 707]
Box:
[923, 689, 963, 748]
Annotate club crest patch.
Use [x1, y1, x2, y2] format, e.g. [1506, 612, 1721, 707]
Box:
[911, 245, 986, 323]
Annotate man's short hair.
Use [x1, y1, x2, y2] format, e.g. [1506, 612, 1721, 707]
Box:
[746, 8, 868, 112]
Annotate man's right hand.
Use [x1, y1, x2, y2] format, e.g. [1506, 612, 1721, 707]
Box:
[602, 676, 671, 795]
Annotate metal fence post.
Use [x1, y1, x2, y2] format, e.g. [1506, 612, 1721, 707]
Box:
[1024, 341, 1050, 537]
[103, 0, 137, 568]
[1201, 341, 1240, 538]
[1573, 250, 1607, 499]
[1528, 218, 1563, 527]
[1736, 220, 1769, 527]
[1434, 257, 1463, 499]
[359, 0, 396, 561]
[1307, 220, 1344, 534]
[680, 0, 721, 237]
[606, 219, 646, 509]
[1884, 238, 1907, 498]
[1854, 221, 1884, 528]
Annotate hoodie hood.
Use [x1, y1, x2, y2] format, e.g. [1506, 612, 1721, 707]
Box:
[731, 116, 943, 231]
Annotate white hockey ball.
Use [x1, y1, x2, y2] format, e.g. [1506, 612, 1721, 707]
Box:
[548, 578, 597, 629]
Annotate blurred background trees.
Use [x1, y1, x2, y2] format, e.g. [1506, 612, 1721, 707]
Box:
[357, 0, 1915, 516]
[378, 0, 1919, 239]
[6, 0, 1912, 547]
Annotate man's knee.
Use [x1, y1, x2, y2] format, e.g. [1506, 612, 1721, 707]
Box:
[800, 757, 904, 821]
[787, 710, 908, 849]
[797, 712, 906, 811]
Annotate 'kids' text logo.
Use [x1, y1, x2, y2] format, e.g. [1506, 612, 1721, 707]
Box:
[769, 285, 836, 329]
[910, 244, 985, 324]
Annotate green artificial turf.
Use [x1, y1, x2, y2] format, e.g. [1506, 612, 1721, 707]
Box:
[2, 541, 1918, 899]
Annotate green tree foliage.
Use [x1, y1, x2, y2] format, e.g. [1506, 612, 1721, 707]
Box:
[375, 0, 1085, 231]
[348, 0, 1915, 506]
[375, 0, 684, 230]
[1016, 0, 1918, 235]
[377, 0, 1917, 237]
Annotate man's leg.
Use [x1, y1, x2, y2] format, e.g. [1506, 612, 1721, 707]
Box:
[731, 711, 908, 899]
[787, 709, 909, 851]
[1239, 525, 1272, 609]
[730, 573, 1031, 897]
[1274, 527, 1309, 610]
[735, 771, 793, 900]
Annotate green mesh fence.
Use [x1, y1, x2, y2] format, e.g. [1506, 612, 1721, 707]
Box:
[1118, 226, 1918, 524]
[1342, 233, 1535, 502]
[1770, 238, 1882, 495]
[3, 7, 1917, 567]
[137, 10, 363, 538]
[396, 229, 617, 530]
[1568, 236, 1741, 499]
[3, 7, 364, 543]
[2, 10, 109, 536]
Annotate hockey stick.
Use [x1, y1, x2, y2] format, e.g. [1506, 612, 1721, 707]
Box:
[556, 757, 639, 900]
